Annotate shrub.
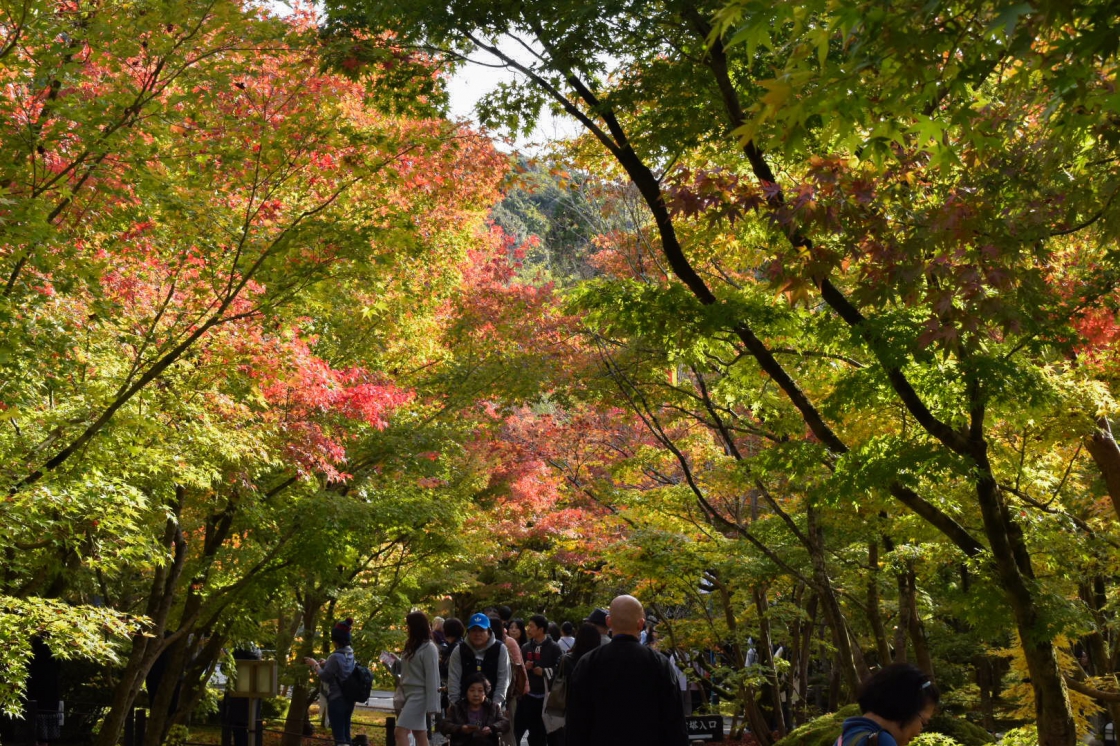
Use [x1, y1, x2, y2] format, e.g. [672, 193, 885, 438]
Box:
[928, 714, 995, 746]
[260, 697, 290, 720]
[775, 705, 860, 746]
[775, 706, 994, 746]
[999, 726, 1038, 746]
[913, 733, 963, 746]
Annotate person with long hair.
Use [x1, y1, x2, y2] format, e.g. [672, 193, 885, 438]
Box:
[507, 619, 526, 646]
[543, 623, 601, 744]
[567, 622, 602, 666]
[396, 611, 441, 746]
[839, 663, 940, 746]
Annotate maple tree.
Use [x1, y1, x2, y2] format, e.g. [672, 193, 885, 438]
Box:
[331, 0, 1120, 743]
[0, 0, 522, 742]
[4, 0, 1120, 744]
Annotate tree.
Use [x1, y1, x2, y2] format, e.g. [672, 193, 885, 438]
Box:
[327, 2, 1120, 743]
[0, 0, 513, 737]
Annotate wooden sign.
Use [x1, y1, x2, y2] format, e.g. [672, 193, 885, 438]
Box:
[686, 715, 724, 742]
[228, 660, 278, 698]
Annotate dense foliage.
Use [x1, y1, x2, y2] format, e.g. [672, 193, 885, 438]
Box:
[323, 0, 1120, 745]
[4, 0, 1120, 745]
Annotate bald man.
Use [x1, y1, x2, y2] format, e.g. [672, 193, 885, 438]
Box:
[565, 595, 688, 746]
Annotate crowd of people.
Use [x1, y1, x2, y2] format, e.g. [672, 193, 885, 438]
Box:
[308, 594, 692, 746]
[308, 596, 946, 746]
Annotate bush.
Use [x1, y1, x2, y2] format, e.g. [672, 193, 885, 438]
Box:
[775, 705, 860, 746]
[928, 714, 995, 746]
[775, 706, 993, 746]
[998, 726, 1038, 746]
[913, 733, 963, 746]
[260, 697, 289, 720]
[193, 684, 221, 721]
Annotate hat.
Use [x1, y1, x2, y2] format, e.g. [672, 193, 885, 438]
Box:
[467, 613, 491, 630]
[585, 608, 609, 627]
[331, 618, 353, 646]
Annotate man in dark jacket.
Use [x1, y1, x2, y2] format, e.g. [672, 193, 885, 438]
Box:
[516, 614, 563, 746]
[566, 595, 688, 746]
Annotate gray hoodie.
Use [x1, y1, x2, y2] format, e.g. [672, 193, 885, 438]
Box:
[446, 634, 510, 707]
[319, 646, 355, 700]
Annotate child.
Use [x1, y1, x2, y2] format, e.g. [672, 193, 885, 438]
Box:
[438, 673, 510, 746]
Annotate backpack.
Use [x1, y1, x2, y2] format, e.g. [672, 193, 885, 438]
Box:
[340, 662, 374, 704]
[836, 727, 881, 746]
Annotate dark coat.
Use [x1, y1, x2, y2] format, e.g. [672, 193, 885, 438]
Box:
[521, 635, 563, 696]
[438, 699, 509, 746]
[565, 634, 688, 746]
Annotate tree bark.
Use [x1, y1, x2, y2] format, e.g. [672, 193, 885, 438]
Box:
[867, 540, 892, 666]
[144, 492, 240, 745]
[282, 592, 327, 746]
[1086, 417, 1120, 522]
[905, 570, 934, 679]
[893, 570, 911, 663]
[171, 630, 227, 731]
[1079, 579, 1120, 727]
[806, 503, 863, 696]
[828, 654, 842, 712]
[754, 585, 788, 738]
[96, 491, 188, 746]
[795, 593, 818, 726]
[976, 655, 996, 731]
[975, 466, 1076, 746]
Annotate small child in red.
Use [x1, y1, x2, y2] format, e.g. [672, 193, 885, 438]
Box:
[438, 673, 509, 746]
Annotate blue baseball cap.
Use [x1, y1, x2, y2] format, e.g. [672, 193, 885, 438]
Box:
[467, 613, 491, 630]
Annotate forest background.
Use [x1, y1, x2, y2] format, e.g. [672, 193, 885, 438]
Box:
[1, 0, 1119, 745]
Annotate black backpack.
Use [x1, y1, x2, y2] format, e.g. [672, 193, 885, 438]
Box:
[339, 662, 374, 704]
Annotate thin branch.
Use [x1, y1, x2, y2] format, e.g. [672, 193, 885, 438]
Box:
[1000, 482, 1120, 550]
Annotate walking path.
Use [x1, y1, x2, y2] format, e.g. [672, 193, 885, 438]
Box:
[356, 689, 733, 740]
[356, 689, 397, 713]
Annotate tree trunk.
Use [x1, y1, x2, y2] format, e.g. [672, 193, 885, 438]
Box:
[893, 570, 911, 663]
[1079, 579, 1120, 728]
[867, 541, 892, 666]
[828, 654, 842, 712]
[170, 630, 226, 732]
[1086, 417, 1120, 522]
[806, 503, 863, 696]
[976, 655, 996, 731]
[275, 608, 305, 694]
[144, 493, 240, 746]
[144, 627, 194, 746]
[97, 495, 187, 746]
[905, 571, 934, 679]
[701, 573, 777, 746]
[738, 681, 774, 742]
[754, 586, 787, 738]
[282, 593, 326, 746]
[795, 593, 818, 727]
[974, 466, 1076, 746]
